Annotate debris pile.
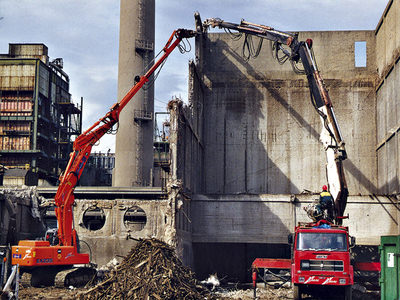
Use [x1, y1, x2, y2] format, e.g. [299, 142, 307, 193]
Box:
[0, 186, 43, 220]
[0, 187, 45, 245]
[81, 238, 213, 300]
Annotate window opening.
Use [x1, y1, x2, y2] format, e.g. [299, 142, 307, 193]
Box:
[82, 206, 106, 231]
[355, 41, 367, 67]
[124, 206, 147, 231]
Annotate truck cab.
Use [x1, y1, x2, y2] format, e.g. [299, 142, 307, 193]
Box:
[291, 220, 354, 299]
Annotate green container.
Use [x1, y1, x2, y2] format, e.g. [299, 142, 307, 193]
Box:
[380, 235, 400, 300]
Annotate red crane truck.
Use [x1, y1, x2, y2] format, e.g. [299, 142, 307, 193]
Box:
[201, 17, 380, 299]
[290, 220, 354, 298]
[252, 220, 356, 299]
[11, 28, 196, 287]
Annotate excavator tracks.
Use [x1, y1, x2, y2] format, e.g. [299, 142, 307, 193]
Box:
[27, 266, 96, 287]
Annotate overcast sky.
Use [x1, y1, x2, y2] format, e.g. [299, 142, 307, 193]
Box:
[0, 0, 388, 152]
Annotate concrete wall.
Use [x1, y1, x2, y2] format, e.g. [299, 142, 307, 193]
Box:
[0, 188, 45, 245]
[167, 98, 204, 267]
[38, 187, 177, 267]
[193, 30, 377, 195]
[169, 95, 204, 194]
[191, 194, 397, 246]
[375, 0, 400, 194]
[73, 198, 171, 266]
[182, 22, 398, 279]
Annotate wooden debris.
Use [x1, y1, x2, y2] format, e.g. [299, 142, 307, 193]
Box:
[81, 238, 214, 300]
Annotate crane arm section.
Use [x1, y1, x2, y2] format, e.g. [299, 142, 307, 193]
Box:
[55, 29, 196, 246]
[203, 18, 348, 223]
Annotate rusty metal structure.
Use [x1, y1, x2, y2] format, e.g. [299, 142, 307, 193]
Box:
[0, 44, 82, 185]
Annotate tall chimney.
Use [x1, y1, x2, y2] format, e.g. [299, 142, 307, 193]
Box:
[114, 0, 155, 187]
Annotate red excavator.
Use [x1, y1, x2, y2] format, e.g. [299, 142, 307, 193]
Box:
[11, 28, 196, 287]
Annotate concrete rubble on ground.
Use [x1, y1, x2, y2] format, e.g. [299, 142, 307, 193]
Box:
[215, 287, 292, 299]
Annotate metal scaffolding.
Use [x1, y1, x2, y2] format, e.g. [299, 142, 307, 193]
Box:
[0, 44, 82, 185]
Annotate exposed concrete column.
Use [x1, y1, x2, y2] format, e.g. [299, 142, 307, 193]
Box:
[114, 0, 155, 187]
[164, 99, 181, 247]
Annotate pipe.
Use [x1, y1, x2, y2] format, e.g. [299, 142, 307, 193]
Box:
[2, 265, 16, 292]
[252, 269, 257, 299]
[0, 257, 5, 288]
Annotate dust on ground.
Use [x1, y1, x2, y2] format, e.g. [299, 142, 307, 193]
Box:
[18, 285, 293, 299]
[15, 238, 378, 299]
[15, 238, 292, 299]
[16, 280, 380, 299]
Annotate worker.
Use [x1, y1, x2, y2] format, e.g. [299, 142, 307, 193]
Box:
[316, 185, 334, 222]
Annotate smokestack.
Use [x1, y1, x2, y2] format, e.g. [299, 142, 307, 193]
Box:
[114, 0, 155, 187]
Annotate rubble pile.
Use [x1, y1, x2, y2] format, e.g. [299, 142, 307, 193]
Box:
[0, 187, 45, 245]
[81, 238, 213, 300]
[0, 186, 43, 220]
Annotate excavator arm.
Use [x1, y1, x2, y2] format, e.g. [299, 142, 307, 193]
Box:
[12, 29, 196, 275]
[55, 28, 196, 246]
[202, 17, 348, 223]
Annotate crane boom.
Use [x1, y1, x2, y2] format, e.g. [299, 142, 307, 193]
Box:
[203, 18, 348, 223]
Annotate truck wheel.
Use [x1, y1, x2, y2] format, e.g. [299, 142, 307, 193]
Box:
[293, 284, 302, 300]
[344, 286, 352, 300]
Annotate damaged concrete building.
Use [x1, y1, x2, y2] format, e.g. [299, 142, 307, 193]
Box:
[3, 0, 399, 283]
[41, 0, 398, 282]
[0, 188, 44, 247]
[170, 0, 400, 280]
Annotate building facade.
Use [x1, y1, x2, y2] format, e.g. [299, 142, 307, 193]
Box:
[0, 44, 82, 185]
[171, 1, 400, 280]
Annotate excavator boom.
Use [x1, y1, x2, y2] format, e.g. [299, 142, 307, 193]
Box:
[54, 28, 196, 247]
[11, 28, 196, 286]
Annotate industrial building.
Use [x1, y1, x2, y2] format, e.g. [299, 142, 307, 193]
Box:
[80, 151, 115, 186]
[33, 0, 395, 283]
[0, 43, 82, 185]
[182, 0, 400, 278]
[0, 0, 399, 289]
